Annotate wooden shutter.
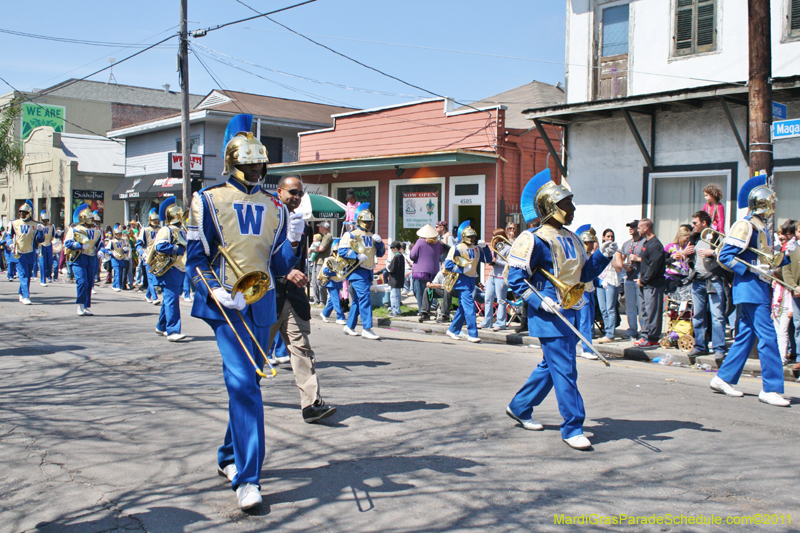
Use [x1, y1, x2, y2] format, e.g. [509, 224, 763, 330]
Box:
[791, 0, 800, 38]
[675, 0, 695, 55]
[696, 0, 716, 51]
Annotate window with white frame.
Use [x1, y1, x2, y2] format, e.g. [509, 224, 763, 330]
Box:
[774, 169, 800, 226]
[788, 0, 800, 39]
[650, 171, 729, 244]
[674, 0, 717, 57]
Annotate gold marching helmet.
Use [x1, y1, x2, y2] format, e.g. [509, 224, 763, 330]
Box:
[520, 169, 572, 226]
[355, 203, 374, 232]
[224, 132, 268, 184]
[18, 200, 33, 220]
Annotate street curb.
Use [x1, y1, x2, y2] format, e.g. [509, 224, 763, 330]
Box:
[309, 307, 799, 382]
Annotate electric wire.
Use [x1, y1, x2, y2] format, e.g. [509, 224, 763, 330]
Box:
[196, 0, 318, 35]
[0, 27, 177, 49]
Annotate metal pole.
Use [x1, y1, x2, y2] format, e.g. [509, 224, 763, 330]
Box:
[179, 0, 191, 209]
[747, 0, 772, 178]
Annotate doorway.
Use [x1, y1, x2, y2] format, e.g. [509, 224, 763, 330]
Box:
[456, 205, 482, 238]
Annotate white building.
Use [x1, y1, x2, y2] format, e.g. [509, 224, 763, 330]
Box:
[524, 0, 800, 241]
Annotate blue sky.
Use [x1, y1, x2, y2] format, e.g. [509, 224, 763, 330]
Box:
[1, 0, 567, 110]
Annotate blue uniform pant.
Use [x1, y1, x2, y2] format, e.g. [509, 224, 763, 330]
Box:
[717, 302, 784, 394]
[508, 334, 585, 439]
[183, 272, 192, 299]
[579, 290, 596, 353]
[207, 307, 270, 491]
[32, 250, 38, 277]
[144, 264, 159, 301]
[5, 252, 17, 280]
[111, 258, 125, 290]
[449, 276, 478, 338]
[346, 269, 373, 330]
[323, 285, 345, 321]
[156, 283, 182, 335]
[39, 246, 53, 283]
[17, 252, 35, 299]
[72, 255, 97, 307]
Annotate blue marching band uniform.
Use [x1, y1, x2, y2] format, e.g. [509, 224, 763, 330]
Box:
[319, 238, 347, 324]
[186, 115, 302, 511]
[38, 210, 55, 286]
[575, 224, 600, 361]
[136, 209, 162, 305]
[710, 174, 791, 407]
[2, 227, 19, 281]
[337, 203, 385, 340]
[108, 225, 130, 291]
[445, 221, 491, 342]
[65, 204, 104, 315]
[152, 197, 188, 342]
[506, 169, 614, 450]
[9, 200, 44, 304]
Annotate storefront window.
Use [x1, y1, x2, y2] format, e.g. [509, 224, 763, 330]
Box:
[336, 185, 377, 234]
[394, 183, 442, 243]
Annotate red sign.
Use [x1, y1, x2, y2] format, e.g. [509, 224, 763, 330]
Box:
[170, 153, 203, 171]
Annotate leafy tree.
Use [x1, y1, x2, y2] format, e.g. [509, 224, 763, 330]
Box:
[0, 98, 23, 174]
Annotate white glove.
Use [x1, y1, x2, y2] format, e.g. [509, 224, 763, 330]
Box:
[477, 239, 487, 248]
[751, 263, 772, 277]
[357, 253, 368, 263]
[287, 212, 305, 243]
[82, 243, 90, 251]
[540, 296, 561, 314]
[231, 291, 247, 310]
[213, 287, 246, 310]
[36, 224, 44, 232]
[600, 241, 618, 258]
[372, 234, 382, 243]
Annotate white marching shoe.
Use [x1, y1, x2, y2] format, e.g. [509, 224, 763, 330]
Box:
[343, 326, 359, 336]
[563, 434, 592, 450]
[276, 356, 291, 364]
[155, 328, 167, 336]
[581, 352, 599, 360]
[21, 298, 32, 305]
[145, 297, 152, 303]
[167, 333, 186, 342]
[321, 315, 331, 323]
[83, 307, 93, 316]
[77, 305, 86, 316]
[361, 328, 380, 340]
[467, 336, 481, 343]
[446, 330, 462, 341]
[152, 299, 161, 306]
[759, 390, 790, 407]
[336, 319, 347, 325]
[506, 407, 543, 431]
[40, 282, 47, 287]
[218, 463, 238, 482]
[112, 287, 121, 292]
[236, 483, 262, 511]
[709, 376, 743, 397]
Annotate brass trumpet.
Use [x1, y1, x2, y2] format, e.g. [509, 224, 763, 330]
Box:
[489, 234, 513, 256]
[217, 246, 272, 305]
[699, 227, 796, 292]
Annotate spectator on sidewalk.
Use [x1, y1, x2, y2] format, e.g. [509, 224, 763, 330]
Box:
[409, 224, 444, 321]
[421, 269, 452, 323]
[310, 221, 333, 306]
[479, 226, 514, 331]
[596, 228, 624, 344]
[684, 210, 727, 364]
[620, 220, 644, 340]
[382, 241, 406, 317]
[702, 183, 726, 234]
[664, 225, 692, 292]
[633, 218, 665, 349]
[435, 221, 455, 248]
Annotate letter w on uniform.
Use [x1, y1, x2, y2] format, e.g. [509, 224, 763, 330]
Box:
[233, 202, 266, 236]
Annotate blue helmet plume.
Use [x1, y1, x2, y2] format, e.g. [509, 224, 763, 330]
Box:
[521, 169, 551, 224]
[159, 196, 177, 222]
[355, 202, 370, 216]
[457, 220, 471, 240]
[223, 114, 254, 153]
[575, 224, 591, 236]
[738, 173, 767, 209]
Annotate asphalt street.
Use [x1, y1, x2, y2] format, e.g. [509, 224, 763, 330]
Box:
[1, 280, 799, 533]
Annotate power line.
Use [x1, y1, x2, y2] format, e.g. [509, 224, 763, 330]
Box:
[195, 0, 318, 35]
[0, 27, 177, 49]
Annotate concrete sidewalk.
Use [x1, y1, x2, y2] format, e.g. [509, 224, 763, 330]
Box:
[310, 305, 800, 383]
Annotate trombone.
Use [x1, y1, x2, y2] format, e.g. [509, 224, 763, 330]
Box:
[699, 228, 797, 292]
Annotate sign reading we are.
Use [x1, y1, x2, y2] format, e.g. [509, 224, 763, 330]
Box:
[21, 103, 66, 139]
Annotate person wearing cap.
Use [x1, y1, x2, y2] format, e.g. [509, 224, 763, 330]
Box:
[409, 224, 445, 320]
[311, 221, 333, 306]
[620, 219, 644, 340]
[37, 210, 55, 286]
[10, 200, 45, 304]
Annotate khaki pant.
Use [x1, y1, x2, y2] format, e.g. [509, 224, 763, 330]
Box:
[270, 301, 320, 409]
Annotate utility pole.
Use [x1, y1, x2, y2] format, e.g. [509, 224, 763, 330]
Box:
[748, 0, 772, 179]
[179, 0, 191, 209]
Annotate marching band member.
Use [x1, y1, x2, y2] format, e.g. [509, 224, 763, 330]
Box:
[445, 221, 491, 343]
[576, 225, 599, 360]
[2, 225, 19, 282]
[710, 174, 790, 407]
[153, 197, 187, 342]
[38, 210, 55, 286]
[65, 204, 104, 315]
[338, 203, 385, 340]
[10, 200, 44, 304]
[109, 226, 130, 291]
[506, 169, 615, 450]
[320, 238, 347, 324]
[186, 115, 302, 510]
[136, 208, 162, 305]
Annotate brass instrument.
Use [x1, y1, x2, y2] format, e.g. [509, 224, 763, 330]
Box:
[317, 254, 346, 286]
[65, 230, 90, 263]
[489, 234, 513, 282]
[700, 227, 796, 292]
[216, 246, 272, 305]
[148, 230, 188, 277]
[195, 267, 275, 379]
[537, 268, 585, 310]
[112, 239, 127, 260]
[442, 255, 472, 292]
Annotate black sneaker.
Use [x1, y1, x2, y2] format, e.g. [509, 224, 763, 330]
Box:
[303, 399, 337, 424]
[418, 313, 429, 323]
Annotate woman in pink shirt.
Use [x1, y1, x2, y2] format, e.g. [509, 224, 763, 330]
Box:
[702, 183, 725, 234]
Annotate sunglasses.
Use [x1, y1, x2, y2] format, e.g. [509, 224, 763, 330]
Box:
[282, 188, 305, 197]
